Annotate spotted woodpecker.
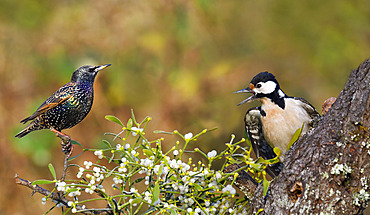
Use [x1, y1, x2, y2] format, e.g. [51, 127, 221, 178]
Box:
[235, 72, 320, 177]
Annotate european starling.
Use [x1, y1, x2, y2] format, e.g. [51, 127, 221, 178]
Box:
[15, 64, 111, 138]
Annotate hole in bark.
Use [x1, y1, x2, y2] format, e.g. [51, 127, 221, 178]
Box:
[290, 181, 304, 203]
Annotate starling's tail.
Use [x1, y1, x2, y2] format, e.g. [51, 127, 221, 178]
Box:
[15, 122, 41, 138]
[20, 117, 31, 124]
[15, 129, 31, 138]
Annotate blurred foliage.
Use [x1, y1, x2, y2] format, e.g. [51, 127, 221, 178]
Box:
[1, 0, 370, 214]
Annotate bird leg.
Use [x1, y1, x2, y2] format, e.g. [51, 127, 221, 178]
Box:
[50, 128, 73, 157]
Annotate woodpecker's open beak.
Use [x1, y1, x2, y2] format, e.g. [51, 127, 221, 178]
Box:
[234, 86, 257, 106]
[94, 64, 111, 72]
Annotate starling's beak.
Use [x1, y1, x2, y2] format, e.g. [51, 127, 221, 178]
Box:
[234, 87, 257, 106]
[95, 64, 111, 72]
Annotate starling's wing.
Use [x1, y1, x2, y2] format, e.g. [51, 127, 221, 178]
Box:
[20, 83, 73, 124]
[244, 107, 283, 178]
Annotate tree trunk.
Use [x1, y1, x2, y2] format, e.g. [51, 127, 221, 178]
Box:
[248, 59, 370, 214]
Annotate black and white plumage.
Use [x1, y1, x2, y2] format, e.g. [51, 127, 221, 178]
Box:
[235, 72, 320, 177]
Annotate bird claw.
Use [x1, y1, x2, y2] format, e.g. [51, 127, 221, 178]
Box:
[61, 141, 73, 158]
[50, 128, 73, 157]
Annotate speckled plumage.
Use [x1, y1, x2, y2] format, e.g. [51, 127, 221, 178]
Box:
[15, 64, 111, 138]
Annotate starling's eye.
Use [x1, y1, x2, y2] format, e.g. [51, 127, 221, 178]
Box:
[256, 83, 262, 88]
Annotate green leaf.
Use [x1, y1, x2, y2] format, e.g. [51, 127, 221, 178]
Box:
[287, 123, 304, 151]
[68, 151, 85, 161]
[231, 154, 247, 162]
[32, 179, 55, 185]
[102, 140, 112, 149]
[193, 183, 202, 191]
[264, 156, 280, 165]
[105, 115, 124, 128]
[71, 140, 85, 149]
[105, 167, 116, 178]
[170, 209, 177, 215]
[249, 162, 263, 171]
[66, 188, 79, 194]
[48, 163, 56, 180]
[262, 175, 270, 196]
[256, 208, 264, 215]
[255, 157, 266, 164]
[158, 164, 163, 175]
[273, 147, 282, 157]
[132, 198, 141, 204]
[143, 149, 153, 157]
[127, 118, 133, 130]
[153, 181, 160, 203]
[244, 130, 253, 151]
[109, 153, 114, 163]
[131, 109, 137, 125]
[153, 130, 174, 134]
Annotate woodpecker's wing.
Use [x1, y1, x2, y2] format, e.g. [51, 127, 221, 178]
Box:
[294, 97, 321, 127]
[244, 107, 283, 178]
[293, 97, 321, 120]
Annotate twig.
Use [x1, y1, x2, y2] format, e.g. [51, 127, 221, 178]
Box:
[14, 174, 113, 214]
[61, 153, 69, 181]
[15, 133, 115, 214]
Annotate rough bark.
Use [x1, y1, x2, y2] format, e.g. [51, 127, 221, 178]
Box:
[248, 59, 370, 214]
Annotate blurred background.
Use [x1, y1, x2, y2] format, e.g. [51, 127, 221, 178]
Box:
[1, 0, 369, 214]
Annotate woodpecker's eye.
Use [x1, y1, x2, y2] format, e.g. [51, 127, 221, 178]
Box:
[256, 83, 262, 88]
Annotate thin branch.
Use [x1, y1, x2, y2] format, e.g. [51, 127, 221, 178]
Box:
[61, 153, 69, 181]
[15, 133, 115, 215]
[14, 174, 113, 214]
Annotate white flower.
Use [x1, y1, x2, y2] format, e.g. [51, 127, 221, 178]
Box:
[56, 181, 66, 192]
[121, 157, 127, 163]
[173, 150, 179, 156]
[71, 208, 77, 213]
[90, 179, 96, 185]
[187, 198, 194, 205]
[207, 150, 217, 158]
[125, 143, 130, 150]
[84, 161, 93, 169]
[131, 127, 143, 136]
[222, 184, 236, 195]
[94, 150, 103, 159]
[204, 169, 209, 176]
[68, 190, 81, 197]
[67, 201, 73, 207]
[130, 187, 137, 193]
[141, 158, 153, 167]
[93, 167, 101, 173]
[116, 144, 122, 150]
[215, 172, 222, 179]
[113, 177, 123, 184]
[119, 163, 127, 173]
[184, 132, 193, 140]
[41, 197, 46, 205]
